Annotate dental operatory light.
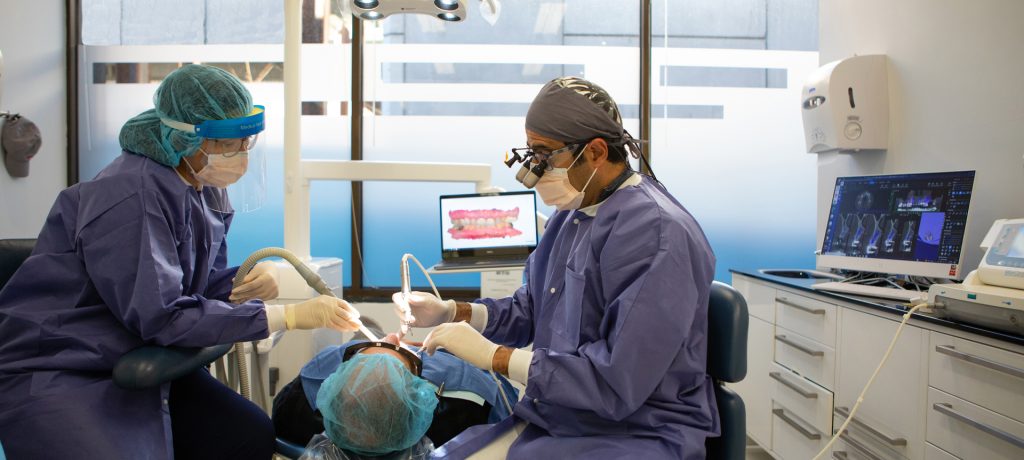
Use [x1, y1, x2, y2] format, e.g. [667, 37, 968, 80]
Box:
[350, 0, 468, 22]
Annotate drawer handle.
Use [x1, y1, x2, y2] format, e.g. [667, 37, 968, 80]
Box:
[933, 403, 1024, 449]
[834, 406, 907, 446]
[775, 334, 825, 356]
[837, 432, 884, 460]
[769, 371, 818, 399]
[772, 407, 821, 440]
[831, 452, 848, 460]
[776, 297, 827, 315]
[935, 345, 1024, 380]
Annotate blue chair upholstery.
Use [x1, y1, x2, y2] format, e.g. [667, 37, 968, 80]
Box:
[0, 238, 36, 290]
[113, 343, 233, 390]
[705, 281, 749, 460]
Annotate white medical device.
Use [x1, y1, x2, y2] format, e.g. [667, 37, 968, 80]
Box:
[976, 218, 1024, 289]
[801, 54, 889, 153]
[351, 0, 468, 22]
[0, 48, 5, 109]
[928, 219, 1024, 334]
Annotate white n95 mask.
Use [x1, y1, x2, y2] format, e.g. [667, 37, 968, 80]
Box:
[194, 150, 248, 188]
[534, 150, 599, 211]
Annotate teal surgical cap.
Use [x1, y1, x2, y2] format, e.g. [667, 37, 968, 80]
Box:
[119, 64, 254, 167]
[316, 353, 438, 457]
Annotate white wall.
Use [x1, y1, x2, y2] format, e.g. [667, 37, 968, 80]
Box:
[0, 0, 67, 238]
[817, 0, 1024, 274]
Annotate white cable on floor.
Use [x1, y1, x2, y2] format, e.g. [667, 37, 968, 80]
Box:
[811, 302, 927, 460]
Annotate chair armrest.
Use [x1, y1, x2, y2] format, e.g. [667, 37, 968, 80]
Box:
[113, 344, 233, 390]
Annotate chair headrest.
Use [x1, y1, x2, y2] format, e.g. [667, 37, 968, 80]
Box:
[706, 281, 749, 383]
[0, 238, 36, 291]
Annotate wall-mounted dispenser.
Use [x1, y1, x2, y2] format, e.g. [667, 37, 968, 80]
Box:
[0, 48, 5, 109]
[801, 54, 888, 153]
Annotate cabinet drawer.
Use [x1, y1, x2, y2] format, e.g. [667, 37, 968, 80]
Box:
[832, 411, 912, 460]
[776, 292, 838, 347]
[836, 308, 928, 460]
[732, 275, 776, 322]
[927, 387, 1024, 459]
[929, 333, 1024, 424]
[772, 402, 828, 460]
[924, 443, 959, 460]
[770, 362, 833, 435]
[775, 326, 836, 390]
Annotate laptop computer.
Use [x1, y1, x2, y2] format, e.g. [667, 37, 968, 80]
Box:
[431, 191, 539, 271]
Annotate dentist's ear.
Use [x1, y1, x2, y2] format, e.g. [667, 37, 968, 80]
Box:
[585, 138, 609, 165]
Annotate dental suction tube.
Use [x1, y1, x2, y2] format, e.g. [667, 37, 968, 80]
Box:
[233, 248, 380, 402]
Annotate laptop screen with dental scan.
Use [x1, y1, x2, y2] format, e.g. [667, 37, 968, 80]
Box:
[436, 191, 538, 268]
[818, 170, 976, 279]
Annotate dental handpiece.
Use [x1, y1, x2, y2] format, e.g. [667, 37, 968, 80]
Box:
[399, 257, 415, 336]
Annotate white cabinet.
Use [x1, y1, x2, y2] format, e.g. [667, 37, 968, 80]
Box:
[835, 308, 929, 460]
[928, 333, 1024, 424]
[733, 275, 776, 322]
[775, 325, 837, 390]
[775, 292, 839, 347]
[926, 387, 1024, 459]
[927, 331, 1024, 459]
[924, 443, 959, 460]
[729, 275, 776, 448]
[733, 315, 775, 448]
[772, 403, 828, 460]
[770, 362, 833, 433]
[730, 274, 1024, 460]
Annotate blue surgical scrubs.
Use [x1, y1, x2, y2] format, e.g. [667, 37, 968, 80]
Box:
[0, 152, 270, 459]
[434, 175, 720, 459]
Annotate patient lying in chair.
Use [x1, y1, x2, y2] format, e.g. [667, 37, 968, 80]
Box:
[272, 332, 517, 460]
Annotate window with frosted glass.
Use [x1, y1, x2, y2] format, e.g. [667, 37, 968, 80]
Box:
[79, 0, 355, 280]
[651, 0, 820, 281]
[359, 0, 642, 289]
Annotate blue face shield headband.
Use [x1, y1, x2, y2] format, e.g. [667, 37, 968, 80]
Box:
[160, 105, 266, 139]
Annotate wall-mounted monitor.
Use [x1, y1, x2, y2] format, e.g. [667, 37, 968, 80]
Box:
[819, 170, 976, 279]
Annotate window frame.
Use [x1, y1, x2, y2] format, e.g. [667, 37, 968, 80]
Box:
[67, 0, 653, 301]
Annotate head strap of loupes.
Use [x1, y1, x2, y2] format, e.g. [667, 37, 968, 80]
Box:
[160, 105, 266, 139]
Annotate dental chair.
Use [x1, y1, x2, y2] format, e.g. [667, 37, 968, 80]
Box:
[705, 281, 750, 460]
[0, 238, 35, 290]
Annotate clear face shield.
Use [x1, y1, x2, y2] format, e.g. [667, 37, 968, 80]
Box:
[163, 106, 267, 213]
[202, 134, 266, 213]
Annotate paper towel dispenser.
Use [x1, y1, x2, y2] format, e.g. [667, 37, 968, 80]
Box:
[0, 48, 5, 109]
[801, 54, 888, 153]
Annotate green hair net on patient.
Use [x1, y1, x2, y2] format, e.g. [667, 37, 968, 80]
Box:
[316, 353, 438, 456]
[118, 64, 253, 167]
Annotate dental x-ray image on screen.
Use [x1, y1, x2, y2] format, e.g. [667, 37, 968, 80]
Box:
[819, 170, 976, 278]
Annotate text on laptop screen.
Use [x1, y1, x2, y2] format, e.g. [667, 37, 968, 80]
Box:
[820, 170, 975, 272]
[440, 192, 538, 252]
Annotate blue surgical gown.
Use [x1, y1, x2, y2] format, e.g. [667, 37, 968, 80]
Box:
[300, 341, 519, 423]
[434, 176, 720, 459]
[0, 152, 270, 459]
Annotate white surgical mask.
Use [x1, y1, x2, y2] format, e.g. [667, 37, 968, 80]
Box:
[534, 149, 598, 211]
[188, 148, 248, 188]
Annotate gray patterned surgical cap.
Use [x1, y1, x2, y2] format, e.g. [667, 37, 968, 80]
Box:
[524, 76, 643, 159]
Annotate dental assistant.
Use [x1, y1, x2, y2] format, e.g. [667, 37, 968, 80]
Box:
[0, 64, 361, 460]
[401, 77, 720, 459]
